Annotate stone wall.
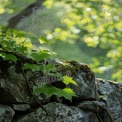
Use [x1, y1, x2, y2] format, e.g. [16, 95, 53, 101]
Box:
[0, 60, 122, 122]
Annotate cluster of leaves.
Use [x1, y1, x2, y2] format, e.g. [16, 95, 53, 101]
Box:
[0, 26, 77, 101]
[33, 75, 77, 101]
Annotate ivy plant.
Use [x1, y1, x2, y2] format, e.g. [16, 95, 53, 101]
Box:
[0, 26, 78, 102]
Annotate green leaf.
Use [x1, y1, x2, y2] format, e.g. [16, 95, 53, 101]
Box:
[30, 50, 51, 62]
[1, 40, 16, 51]
[63, 75, 78, 86]
[33, 85, 59, 97]
[23, 63, 42, 72]
[44, 64, 57, 74]
[26, 64, 56, 74]
[33, 85, 77, 101]
[0, 52, 17, 62]
[62, 88, 77, 101]
[16, 46, 27, 55]
[39, 37, 48, 44]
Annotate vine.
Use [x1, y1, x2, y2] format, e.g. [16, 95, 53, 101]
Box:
[0, 26, 78, 114]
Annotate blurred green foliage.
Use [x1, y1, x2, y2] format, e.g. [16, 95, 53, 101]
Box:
[0, 0, 121, 82]
[43, 0, 122, 82]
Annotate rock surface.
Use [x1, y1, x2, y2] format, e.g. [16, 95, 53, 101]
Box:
[12, 104, 30, 111]
[0, 66, 33, 104]
[0, 60, 122, 122]
[55, 61, 96, 100]
[96, 78, 122, 122]
[0, 105, 15, 122]
[14, 102, 98, 122]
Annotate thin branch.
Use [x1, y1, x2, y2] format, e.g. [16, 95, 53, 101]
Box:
[22, 69, 48, 115]
[7, 0, 45, 28]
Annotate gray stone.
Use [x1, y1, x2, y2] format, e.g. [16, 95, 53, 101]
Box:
[12, 104, 30, 111]
[14, 102, 98, 122]
[31, 61, 96, 103]
[56, 61, 96, 100]
[0, 105, 15, 122]
[0, 66, 33, 104]
[96, 78, 122, 122]
[77, 101, 106, 112]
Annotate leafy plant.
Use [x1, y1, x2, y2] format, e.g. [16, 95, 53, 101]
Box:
[33, 85, 77, 101]
[0, 26, 78, 101]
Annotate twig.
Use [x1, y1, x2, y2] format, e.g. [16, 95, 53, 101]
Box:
[22, 68, 48, 115]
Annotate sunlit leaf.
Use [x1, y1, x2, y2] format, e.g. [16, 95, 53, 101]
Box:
[0, 52, 17, 62]
[30, 50, 51, 62]
[33, 85, 77, 101]
[63, 75, 78, 86]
